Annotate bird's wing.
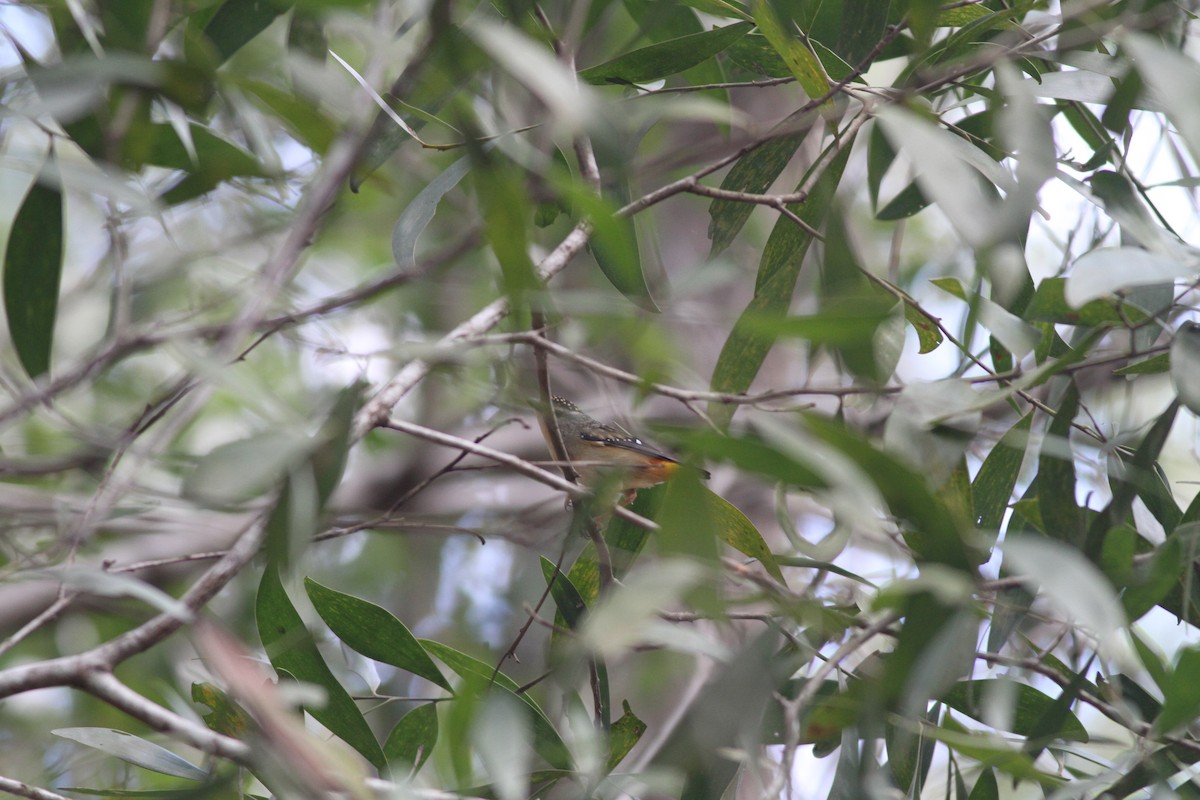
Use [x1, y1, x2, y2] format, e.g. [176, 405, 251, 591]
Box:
[580, 426, 679, 463]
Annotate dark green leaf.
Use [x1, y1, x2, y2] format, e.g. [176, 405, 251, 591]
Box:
[383, 703, 438, 773]
[540, 557, 588, 630]
[1024, 277, 1146, 327]
[255, 567, 387, 770]
[1114, 353, 1169, 376]
[876, 181, 931, 220]
[972, 414, 1033, 531]
[201, 0, 287, 63]
[569, 184, 658, 311]
[1037, 383, 1082, 546]
[707, 487, 786, 583]
[1154, 647, 1200, 735]
[4, 157, 63, 380]
[804, 414, 979, 570]
[707, 134, 804, 256]
[305, 578, 452, 692]
[968, 768, 999, 800]
[579, 22, 752, 85]
[942, 680, 1088, 741]
[708, 139, 854, 426]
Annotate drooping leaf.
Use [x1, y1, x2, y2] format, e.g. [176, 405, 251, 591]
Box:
[392, 157, 470, 270]
[708, 139, 854, 426]
[255, 567, 387, 770]
[707, 134, 804, 256]
[972, 413, 1032, 531]
[579, 22, 752, 85]
[304, 578, 452, 692]
[568, 183, 658, 311]
[4, 155, 63, 380]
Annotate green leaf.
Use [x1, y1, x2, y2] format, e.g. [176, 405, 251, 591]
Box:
[240, 79, 338, 154]
[708, 138, 854, 425]
[751, 0, 828, 97]
[383, 703, 438, 774]
[567, 183, 658, 311]
[726, 33, 792, 77]
[969, 767, 999, 800]
[1173, 323, 1200, 416]
[972, 414, 1033, 531]
[1114, 352, 1169, 375]
[942, 680, 1088, 741]
[4, 155, 64, 380]
[579, 21, 752, 85]
[607, 701, 647, 770]
[876, 181, 931, 220]
[566, 487, 661, 607]
[1154, 647, 1200, 735]
[705, 487, 785, 583]
[191, 682, 251, 739]
[803, 414, 979, 571]
[184, 430, 311, 505]
[905, 304, 943, 353]
[707, 134, 804, 256]
[255, 566, 387, 770]
[540, 557, 588, 631]
[937, 4, 992, 26]
[304, 578, 452, 692]
[201, 0, 287, 63]
[1024, 277, 1145, 326]
[474, 156, 538, 303]
[52, 728, 208, 781]
[1037, 383, 1082, 545]
[419, 640, 571, 770]
[392, 157, 471, 270]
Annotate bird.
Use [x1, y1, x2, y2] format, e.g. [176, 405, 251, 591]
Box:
[545, 395, 709, 501]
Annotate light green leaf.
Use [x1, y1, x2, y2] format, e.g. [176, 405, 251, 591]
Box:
[1065, 247, 1197, 308]
[1002, 536, 1134, 669]
[52, 728, 208, 781]
[184, 430, 311, 504]
[392, 158, 470, 270]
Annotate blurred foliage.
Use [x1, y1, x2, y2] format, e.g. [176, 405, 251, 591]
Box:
[2, 0, 1200, 797]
